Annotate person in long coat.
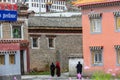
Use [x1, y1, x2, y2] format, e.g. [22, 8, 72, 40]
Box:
[56, 62, 61, 77]
[76, 61, 82, 74]
[76, 61, 82, 79]
[50, 62, 55, 77]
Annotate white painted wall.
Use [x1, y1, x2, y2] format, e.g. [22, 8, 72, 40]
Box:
[69, 58, 83, 76]
[23, 50, 27, 73]
[25, 0, 67, 13]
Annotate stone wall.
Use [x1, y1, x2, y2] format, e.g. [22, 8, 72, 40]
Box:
[29, 34, 82, 72]
[2, 23, 11, 38]
[1, 22, 28, 40]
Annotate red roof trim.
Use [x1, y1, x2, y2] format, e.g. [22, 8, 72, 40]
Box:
[0, 43, 20, 50]
[76, 0, 120, 7]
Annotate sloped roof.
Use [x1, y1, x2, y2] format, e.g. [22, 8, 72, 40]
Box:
[72, 0, 120, 7]
[72, 0, 105, 4]
[28, 16, 82, 28]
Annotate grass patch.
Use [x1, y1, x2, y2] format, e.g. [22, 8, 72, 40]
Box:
[28, 71, 50, 75]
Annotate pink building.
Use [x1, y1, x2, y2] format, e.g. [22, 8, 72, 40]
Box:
[73, 0, 120, 75]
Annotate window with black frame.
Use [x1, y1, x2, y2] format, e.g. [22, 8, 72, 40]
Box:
[32, 37, 38, 47]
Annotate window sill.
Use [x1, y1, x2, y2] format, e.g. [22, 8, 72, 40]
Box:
[92, 63, 103, 66]
[49, 47, 55, 49]
[32, 47, 39, 49]
[90, 32, 101, 34]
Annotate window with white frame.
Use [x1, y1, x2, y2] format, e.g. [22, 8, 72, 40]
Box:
[90, 19, 101, 33]
[90, 46, 103, 65]
[89, 13, 102, 33]
[116, 16, 120, 31]
[12, 25, 22, 38]
[115, 45, 120, 64]
[114, 11, 120, 31]
[31, 37, 40, 49]
[116, 49, 120, 64]
[47, 36, 55, 49]
[0, 24, 2, 38]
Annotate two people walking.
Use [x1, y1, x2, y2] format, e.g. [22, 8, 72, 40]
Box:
[50, 62, 61, 77]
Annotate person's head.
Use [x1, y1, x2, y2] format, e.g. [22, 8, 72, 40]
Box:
[51, 62, 54, 65]
[78, 61, 80, 64]
[56, 61, 60, 66]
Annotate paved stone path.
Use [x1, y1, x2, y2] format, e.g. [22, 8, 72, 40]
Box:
[22, 73, 88, 80]
[22, 76, 85, 80]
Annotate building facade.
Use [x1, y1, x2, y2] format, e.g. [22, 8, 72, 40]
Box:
[0, 0, 68, 13]
[25, 0, 67, 13]
[28, 16, 82, 72]
[0, 3, 29, 80]
[73, 0, 120, 75]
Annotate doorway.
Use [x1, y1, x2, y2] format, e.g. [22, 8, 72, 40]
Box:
[20, 50, 24, 75]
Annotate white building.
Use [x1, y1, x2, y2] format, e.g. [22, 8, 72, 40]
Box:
[25, 0, 67, 13]
[0, 0, 67, 13]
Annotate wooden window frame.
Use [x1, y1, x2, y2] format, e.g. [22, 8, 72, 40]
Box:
[0, 55, 5, 65]
[9, 54, 15, 64]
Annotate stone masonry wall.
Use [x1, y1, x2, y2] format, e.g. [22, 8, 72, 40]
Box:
[29, 34, 82, 72]
[2, 23, 11, 39]
[1, 22, 28, 40]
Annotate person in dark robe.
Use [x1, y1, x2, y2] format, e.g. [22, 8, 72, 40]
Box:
[56, 61, 61, 77]
[76, 61, 82, 74]
[76, 61, 82, 79]
[50, 62, 55, 77]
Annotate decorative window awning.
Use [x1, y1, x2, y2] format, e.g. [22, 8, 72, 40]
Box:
[113, 11, 120, 16]
[0, 51, 17, 55]
[11, 21, 24, 26]
[114, 45, 120, 49]
[88, 13, 102, 19]
[30, 34, 41, 37]
[46, 35, 56, 38]
[90, 46, 103, 50]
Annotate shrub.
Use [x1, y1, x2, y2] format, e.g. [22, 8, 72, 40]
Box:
[91, 71, 112, 80]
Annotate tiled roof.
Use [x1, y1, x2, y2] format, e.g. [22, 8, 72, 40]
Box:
[28, 16, 82, 28]
[72, 0, 120, 7]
